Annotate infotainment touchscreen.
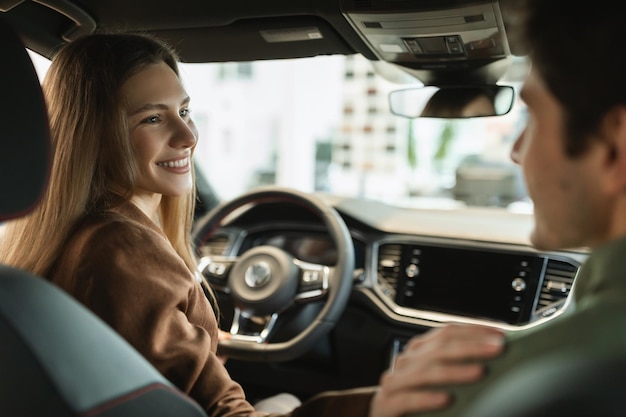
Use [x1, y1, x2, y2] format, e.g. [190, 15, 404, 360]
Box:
[383, 243, 545, 324]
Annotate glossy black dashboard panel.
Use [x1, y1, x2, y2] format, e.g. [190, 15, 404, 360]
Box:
[376, 241, 579, 325]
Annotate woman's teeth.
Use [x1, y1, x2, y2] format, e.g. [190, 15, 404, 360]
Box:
[157, 157, 189, 168]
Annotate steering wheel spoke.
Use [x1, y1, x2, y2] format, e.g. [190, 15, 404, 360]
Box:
[197, 255, 237, 292]
[294, 259, 329, 301]
[229, 308, 278, 343]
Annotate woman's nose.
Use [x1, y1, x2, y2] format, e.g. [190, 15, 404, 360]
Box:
[172, 118, 198, 148]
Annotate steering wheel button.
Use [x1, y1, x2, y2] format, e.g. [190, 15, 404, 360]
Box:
[208, 263, 227, 276]
[302, 270, 320, 283]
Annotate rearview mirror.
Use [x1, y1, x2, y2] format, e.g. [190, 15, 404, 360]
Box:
[389, 85, 515, 119]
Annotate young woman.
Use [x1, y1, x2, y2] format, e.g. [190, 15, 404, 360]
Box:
[0, 33, 504, 417]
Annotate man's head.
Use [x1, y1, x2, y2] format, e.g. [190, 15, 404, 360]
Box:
[508, 0, 626, 251]
[507, 0, 626, 156]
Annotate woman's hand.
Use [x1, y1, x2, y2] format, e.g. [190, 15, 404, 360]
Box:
[369, 323, 505, 417]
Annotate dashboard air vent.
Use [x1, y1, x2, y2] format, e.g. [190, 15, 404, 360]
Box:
[535, 259, 577, 315]
[377, 243, 403, 299]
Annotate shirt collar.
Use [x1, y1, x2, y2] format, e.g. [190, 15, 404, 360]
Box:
[573, 235, 626, 310]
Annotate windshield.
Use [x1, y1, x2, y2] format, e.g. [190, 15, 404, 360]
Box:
[29, 51, 530, 212]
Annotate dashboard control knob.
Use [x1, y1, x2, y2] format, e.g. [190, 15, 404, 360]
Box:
[512, 277, 527, 292]
[406, 264, 419, 278]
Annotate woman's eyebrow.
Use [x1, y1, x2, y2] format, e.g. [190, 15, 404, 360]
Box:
[129, 103, 167, 116]
[129, 96, 191, 116]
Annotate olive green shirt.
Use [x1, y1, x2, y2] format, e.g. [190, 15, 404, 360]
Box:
[407, 235, 626, 417]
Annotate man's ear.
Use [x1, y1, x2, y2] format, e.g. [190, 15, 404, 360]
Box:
[600, 105, 626, 193]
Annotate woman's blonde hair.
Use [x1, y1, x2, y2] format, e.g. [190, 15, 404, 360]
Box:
[0, 33, 198, 276]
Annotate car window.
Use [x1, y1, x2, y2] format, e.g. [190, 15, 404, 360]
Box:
[28, 50, 530, 212]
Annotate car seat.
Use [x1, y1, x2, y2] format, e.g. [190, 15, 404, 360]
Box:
[0, 16, 207, 417]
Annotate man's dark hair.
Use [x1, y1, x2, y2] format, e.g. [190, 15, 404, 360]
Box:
[505, 0, 626, 156]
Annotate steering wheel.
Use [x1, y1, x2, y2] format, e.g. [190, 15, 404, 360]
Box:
[192, 186, 355, 362]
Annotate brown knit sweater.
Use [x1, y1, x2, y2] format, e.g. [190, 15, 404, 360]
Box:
[47, 202, 374, 417]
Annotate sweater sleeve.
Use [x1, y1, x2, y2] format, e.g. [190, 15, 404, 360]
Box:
[53, 218, 265, 417]
[286, 388, 375, 417]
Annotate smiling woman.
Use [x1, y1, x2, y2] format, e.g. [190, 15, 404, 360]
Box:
[0, 31, 238, 413]
[2, 33, 197, 276]
[122, 60, 197, 217]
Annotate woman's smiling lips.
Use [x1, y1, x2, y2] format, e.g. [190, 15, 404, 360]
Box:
[156, 155, 191, 173]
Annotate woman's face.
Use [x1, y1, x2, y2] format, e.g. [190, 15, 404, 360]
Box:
[121, 61, 198, 204]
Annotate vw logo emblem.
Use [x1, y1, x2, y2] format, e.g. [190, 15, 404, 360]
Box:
[244, 261, 272, 288]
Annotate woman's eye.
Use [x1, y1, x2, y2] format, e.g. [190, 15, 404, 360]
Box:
[141, 115, 160, 124]
[180, 108, 191, 118]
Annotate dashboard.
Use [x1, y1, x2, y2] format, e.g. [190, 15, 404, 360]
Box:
[194, 194, 589, 400]
[212, 229, 581, 328]
[197, 195, 588, 331]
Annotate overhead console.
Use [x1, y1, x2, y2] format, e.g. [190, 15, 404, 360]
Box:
[340, 0, 512, 84]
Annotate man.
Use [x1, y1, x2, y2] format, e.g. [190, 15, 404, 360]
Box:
[399, 0, 626, 415]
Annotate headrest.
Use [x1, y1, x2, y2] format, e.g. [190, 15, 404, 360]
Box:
[0, 17, 50, 221]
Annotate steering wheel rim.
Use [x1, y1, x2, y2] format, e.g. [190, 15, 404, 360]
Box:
[192, 186, 355, 362]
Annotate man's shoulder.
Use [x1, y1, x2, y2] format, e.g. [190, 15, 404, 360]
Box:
[409, 305, 626, 417]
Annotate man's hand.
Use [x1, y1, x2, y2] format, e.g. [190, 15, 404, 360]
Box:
[369, 323, 505, 417]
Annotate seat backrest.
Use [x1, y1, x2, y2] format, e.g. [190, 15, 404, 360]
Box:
[0, 16, 207, 417]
